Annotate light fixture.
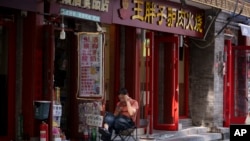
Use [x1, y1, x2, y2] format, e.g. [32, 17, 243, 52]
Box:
[60, 16, 66, 40]
[179, 35, 184, 47]
[96, 22, 103, 32]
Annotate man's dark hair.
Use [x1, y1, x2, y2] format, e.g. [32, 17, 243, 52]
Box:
[119, 88, 128, 95]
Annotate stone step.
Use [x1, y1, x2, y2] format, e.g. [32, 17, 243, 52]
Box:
[210, 127, 229, 140]
[162, 133, 222, 141]
[179, 118, 193, 129]
[175, 126, 209, 137]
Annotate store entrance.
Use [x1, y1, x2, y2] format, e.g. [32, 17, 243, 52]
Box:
[227, 41, 250, 124]
[224, 40, 250, 126]
[0, 20, 15, 141]
[153, 36, 179, 130]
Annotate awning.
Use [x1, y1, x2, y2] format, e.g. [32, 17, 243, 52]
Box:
[239, 23, 250, 37]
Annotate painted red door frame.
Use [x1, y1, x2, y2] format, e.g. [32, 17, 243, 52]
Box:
[223, 40, 232, 127]
[0, 19, 16, 141]
[179, 39, 190, 119]
[153, 36, 179, 130]
[146, 32, 154, 134]
[231, 45, 250, 124]
[183, 43, 189, 118]
[224, 40, 250, 126]
[43, 24, 55, 140]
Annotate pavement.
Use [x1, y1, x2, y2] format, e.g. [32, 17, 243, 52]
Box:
[111, 126, 230, 141]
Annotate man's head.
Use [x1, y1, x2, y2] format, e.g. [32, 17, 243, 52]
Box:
[118, 88, 128, 102]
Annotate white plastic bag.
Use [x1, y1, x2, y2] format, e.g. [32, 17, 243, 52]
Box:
[245, 113, 250, 124]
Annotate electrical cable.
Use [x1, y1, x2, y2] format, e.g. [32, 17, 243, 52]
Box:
[191, 0, 244, 49]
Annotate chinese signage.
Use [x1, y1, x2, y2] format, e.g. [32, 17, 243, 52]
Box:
[59, 0, 110, 12]
[78, 33, 103, 98]
[113, 0, 204, 37]
[60, 8, 100, 22]
[190, 0, 250, 18]
[78, 102, 102, 132]
[85, 114, 103, 127]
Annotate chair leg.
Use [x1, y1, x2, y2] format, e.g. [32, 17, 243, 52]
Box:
[111, 134, 118, 141]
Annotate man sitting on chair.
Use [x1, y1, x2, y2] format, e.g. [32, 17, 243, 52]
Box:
[99, 88, 139, 141]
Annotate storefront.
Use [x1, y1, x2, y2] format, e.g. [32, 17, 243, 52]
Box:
[43, 1, 114, 140]
[43, 0, 205, 140]
[1, 0, 206, 140]
[111, 0, 204, 133]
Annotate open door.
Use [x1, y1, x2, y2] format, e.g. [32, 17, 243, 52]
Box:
[153, 36, 179, 130]
[0, 20, 16, 141]
[224, 40, 250, 125]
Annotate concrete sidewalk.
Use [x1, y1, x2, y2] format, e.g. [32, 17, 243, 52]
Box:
[137, 126, 229, 141]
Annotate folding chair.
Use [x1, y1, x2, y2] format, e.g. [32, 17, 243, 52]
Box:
[111, 125, 137, 141]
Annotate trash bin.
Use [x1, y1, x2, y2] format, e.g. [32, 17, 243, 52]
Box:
[34, 101, 51, 120]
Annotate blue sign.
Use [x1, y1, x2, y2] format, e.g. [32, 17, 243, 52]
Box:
[60, 8, 100, 22]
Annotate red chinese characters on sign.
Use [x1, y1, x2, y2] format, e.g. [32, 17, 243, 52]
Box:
[79, 34, 102, 97]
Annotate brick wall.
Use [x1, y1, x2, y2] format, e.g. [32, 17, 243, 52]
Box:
[189, 11, 238, 128]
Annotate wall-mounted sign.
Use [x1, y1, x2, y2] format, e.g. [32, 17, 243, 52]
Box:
[77, 32, 103, 98]
[59, 0, 110, 12]
[190, 0, 250, 18]
[60, 8, 100, 22]
[113, 0, 204, 37]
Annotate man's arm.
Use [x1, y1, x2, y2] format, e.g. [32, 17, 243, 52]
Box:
[114, 106, 120, 116]
[125, 95, 138, 116]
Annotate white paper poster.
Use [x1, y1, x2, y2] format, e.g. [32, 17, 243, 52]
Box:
[78, 33, 103, 98]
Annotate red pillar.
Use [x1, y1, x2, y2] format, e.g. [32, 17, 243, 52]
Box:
[22, 5, 44, 138]
[224, 40, 232, 127]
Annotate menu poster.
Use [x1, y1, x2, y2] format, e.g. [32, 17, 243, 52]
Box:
[78, 33, 103, 98]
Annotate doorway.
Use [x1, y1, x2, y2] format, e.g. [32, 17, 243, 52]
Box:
[0, 21, 16, 141]
[224, 40, 250, 125]
[153, 36, 179, 130]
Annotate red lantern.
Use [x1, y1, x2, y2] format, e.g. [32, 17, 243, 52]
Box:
[40, 121, 48, 141]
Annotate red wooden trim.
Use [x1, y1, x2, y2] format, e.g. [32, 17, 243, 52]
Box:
[153, 36, 159, 129]
[146, 32, 154, 134]
[223, 42, 228, 127]
[229, 44, 249, 124]
[0, 19, 16, 141]
[149, 32, 154, 134]
[43, 24, 55, 139]
[22, 10, 44, 138]
[135, 28, 141, 126]
[173, 36, 179, 130]
[8, 20, 16, 141]
[184, 39, 190, 118]
[224, 40, 232, 127]
[232, 46, 250, 50]
[153, 35, 179, 130]
[68, 30, 81, 138]
[113, 25, 121, 110]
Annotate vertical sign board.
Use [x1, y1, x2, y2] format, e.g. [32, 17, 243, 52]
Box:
[78, 32, 103, 98]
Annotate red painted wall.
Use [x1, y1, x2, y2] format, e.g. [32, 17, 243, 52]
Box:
[0, 0, 37, 12]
